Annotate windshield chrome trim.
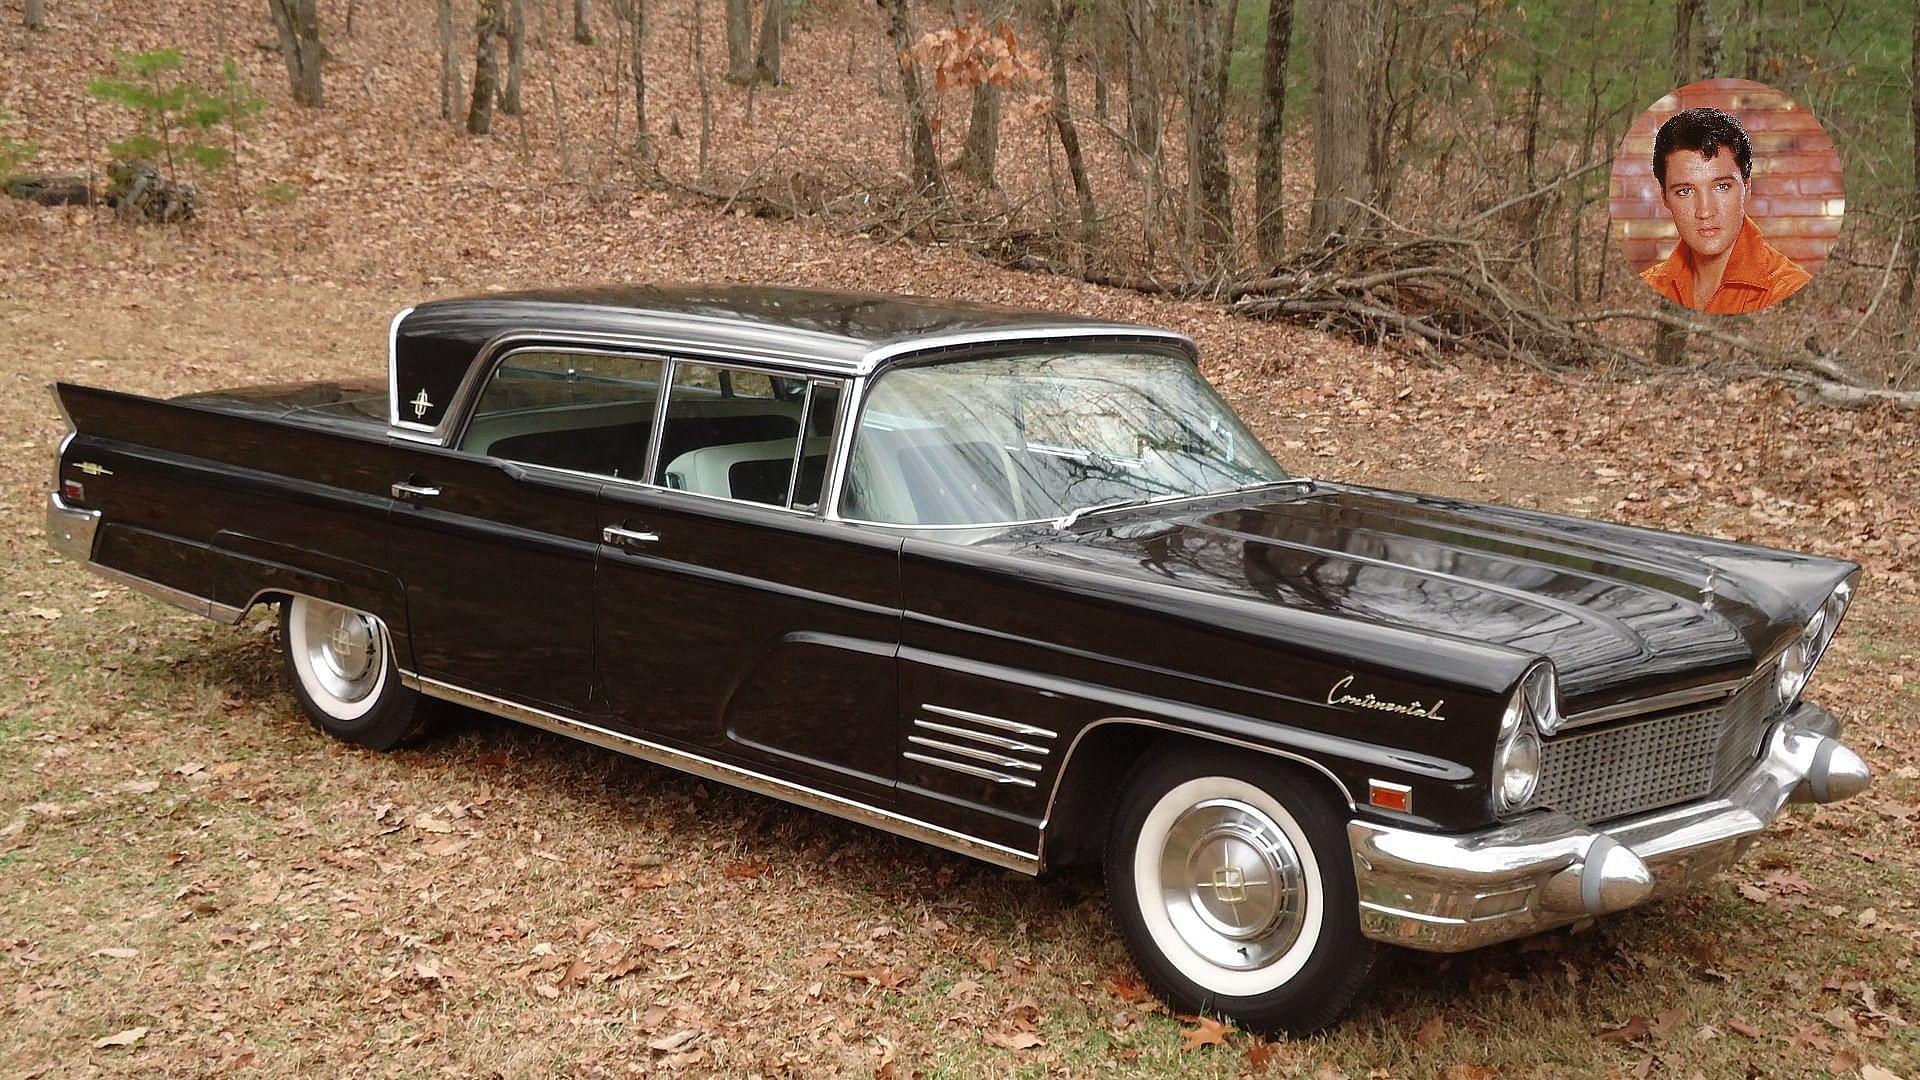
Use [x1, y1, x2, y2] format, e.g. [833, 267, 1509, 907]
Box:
[857, 325, 1198, 373]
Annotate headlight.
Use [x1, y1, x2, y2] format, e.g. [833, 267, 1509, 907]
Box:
[1498, 729, 1541, 808]
[1777, 577, 1856, 707]
[1493, 662, 1552, 813]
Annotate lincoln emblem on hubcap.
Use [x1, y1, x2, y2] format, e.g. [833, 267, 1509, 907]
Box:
[1210, 864, 1249, 904]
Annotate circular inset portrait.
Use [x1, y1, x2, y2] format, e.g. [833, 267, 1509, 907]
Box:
[1610, 79, 1842, 315]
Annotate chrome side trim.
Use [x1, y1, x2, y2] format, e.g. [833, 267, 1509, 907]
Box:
[906, 735, 1044, 772]
[1560, 676, 1747, 730]
[912, 719, 1051, 755]
[45, 491, 101, 563]
[922, 703, 1057, 739]
[1040, 716, 1359, 837]
[83, 561, 225, 622]
[400, 673, 1042, 874]
[902, 751, 1039, 788]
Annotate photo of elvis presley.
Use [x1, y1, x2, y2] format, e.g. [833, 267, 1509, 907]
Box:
[1637, 107, 1811, 314]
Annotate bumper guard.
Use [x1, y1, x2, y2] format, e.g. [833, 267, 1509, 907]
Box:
[1349, 702, 1870, 952]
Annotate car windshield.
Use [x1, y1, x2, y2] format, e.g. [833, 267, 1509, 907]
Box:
[840, 348, 1288, 527]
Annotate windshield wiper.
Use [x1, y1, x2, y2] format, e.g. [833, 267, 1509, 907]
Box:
[1053, 477, 1314, 531]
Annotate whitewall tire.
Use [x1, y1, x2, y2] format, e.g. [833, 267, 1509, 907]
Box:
[280, 595, 421, 750]
[1106, 744, 1376, 1034]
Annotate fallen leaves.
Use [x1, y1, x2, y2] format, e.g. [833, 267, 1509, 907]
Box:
[1178, 1015, 1231, 1051]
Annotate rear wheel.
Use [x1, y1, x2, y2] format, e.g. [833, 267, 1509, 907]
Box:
[280, 595, 421, 750]
[1105, 745, 1375, 1034]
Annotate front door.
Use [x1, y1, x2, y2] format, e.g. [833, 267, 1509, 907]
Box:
[592, 363, 904, 800]
[386, 347, 666, 714]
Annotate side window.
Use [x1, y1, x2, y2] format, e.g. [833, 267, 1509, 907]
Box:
[653, 361, 838, 509]
[458, 350, 663, 480]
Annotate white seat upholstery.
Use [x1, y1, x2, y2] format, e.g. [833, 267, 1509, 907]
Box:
[663, 436, 830, 500]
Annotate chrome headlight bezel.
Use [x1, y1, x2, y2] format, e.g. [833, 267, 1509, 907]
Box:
[1777, 576, 1856, 707]
[1493, 661, 1554, 814]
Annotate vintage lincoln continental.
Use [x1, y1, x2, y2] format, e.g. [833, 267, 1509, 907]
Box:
[45, 286, 1872, 1032]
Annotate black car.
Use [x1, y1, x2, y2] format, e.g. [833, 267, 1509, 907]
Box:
[45, 285, 1872, 1032]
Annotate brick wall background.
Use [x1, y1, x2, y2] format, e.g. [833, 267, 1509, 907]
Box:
[1610, 78, 1844, 280]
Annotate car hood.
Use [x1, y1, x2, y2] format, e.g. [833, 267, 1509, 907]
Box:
[994, 483, 1852, 708]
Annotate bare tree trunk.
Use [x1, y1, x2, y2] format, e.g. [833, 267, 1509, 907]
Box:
[438, 0, 463, 121]
[499, 0, 526, 115]
[694, 0, 714, 175]
[1254, 0, 1293, 266]
[726, 0, 755, 81]
[573, 0, 594, 43]
[1307, 0, 1371, 244]
[24, 0, 46, 31]
[266, 0, 326, 109]
[880, 0, 940, 194]
[1122, 0, 1159, 160]
[753, 0, 783, 83]
[469, 0, 503, 135]
[1186, 0, 1232, 260]
[1047, 0, 1098, 247]
[1091, 11, 1109, 120]
[632, 0, 649, 156]
[952, 3, 1005, 186]
[1904, 0, 1919, 314]
[952, 83, 1001, 185]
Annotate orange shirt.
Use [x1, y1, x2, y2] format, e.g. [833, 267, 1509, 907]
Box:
[1639, 216, 1811, 314]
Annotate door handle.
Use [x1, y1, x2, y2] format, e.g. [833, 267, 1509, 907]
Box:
[602, 525, 660, 547]
[391, 480, 442, 501]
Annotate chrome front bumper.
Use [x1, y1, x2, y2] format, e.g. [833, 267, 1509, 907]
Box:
[46, 491, 102, 562]
[1349, 702, 1870, 952]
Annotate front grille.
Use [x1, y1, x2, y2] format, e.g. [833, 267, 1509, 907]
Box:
[1535, 666, 1778, 825]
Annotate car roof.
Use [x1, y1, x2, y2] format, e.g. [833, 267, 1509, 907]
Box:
[389, 284, 1195, 435]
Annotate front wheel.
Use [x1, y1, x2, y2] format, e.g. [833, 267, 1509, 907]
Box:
[280, 595, 421, 751]
[1105, 745, 1376, 1034]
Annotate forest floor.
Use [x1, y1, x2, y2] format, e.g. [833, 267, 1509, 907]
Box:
[2, 1, 1918, 1077]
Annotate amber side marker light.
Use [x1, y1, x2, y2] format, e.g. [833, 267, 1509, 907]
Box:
[1368, 779, 1412, 813]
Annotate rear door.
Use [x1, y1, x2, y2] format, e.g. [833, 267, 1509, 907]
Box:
[387, 348, 664, 715]
[593, 363, 905, 800]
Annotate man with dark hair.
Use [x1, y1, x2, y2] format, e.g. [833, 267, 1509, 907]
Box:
[1639, 107, 1810, 313]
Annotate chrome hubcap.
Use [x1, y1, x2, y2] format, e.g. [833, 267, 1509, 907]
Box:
[1159, 798, 1305, 971]
[302, 600, 381, 704]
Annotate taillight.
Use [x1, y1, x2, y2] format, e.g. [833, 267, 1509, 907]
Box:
[61, 479, 85, 502]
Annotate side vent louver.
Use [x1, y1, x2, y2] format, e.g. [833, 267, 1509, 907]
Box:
[903, 704, 1055, 789]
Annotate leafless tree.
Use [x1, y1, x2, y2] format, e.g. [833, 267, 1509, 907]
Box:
[499, 0, 526, 115]
[880, 0, 940, 193]
[266, 0, 325, 108]
[1046, 0, 1097, 246]
[1307, 0, 1375, 243]
[1254, 0, 1293, 265]
[752, 0, 783, 83]
[1904, 0, 1920, 314]
[694, 0, 715, 174]
[1121, 0, 1159, 161]
[468, 0, 504, 135]
[438, 0, 465, 122]
[573, 0, 594, 43]
[1186, 0, 1232, 259]
[726, 0, 755, 81]
[630, 0, 649, 156]
[1655, 0, 1703, 364]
